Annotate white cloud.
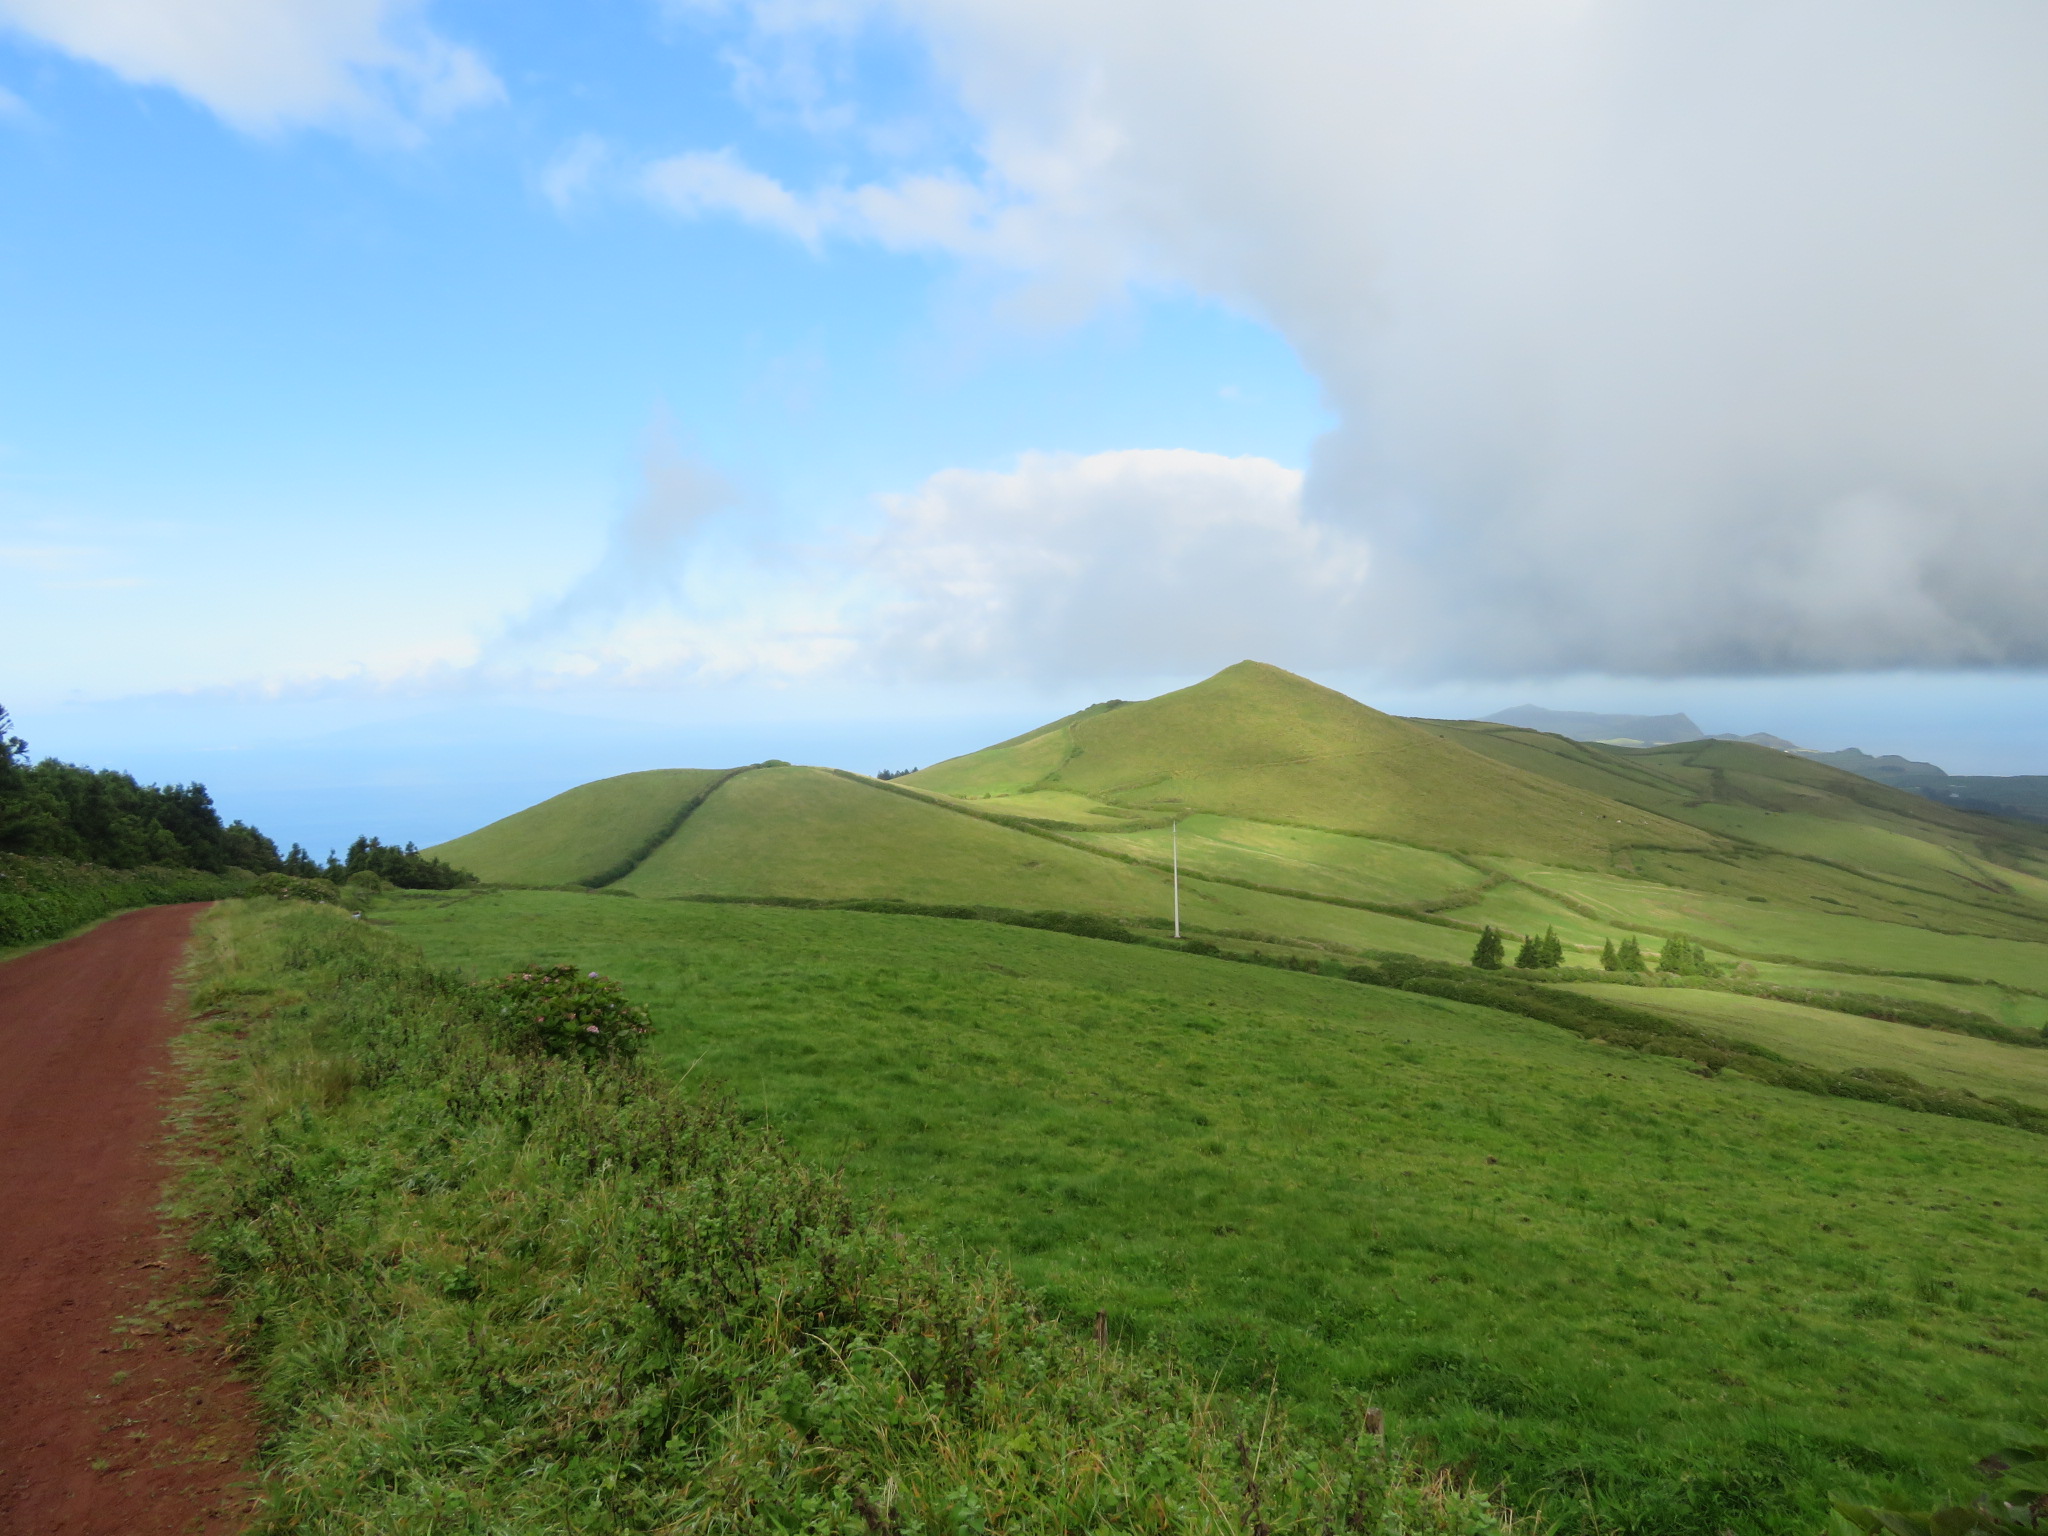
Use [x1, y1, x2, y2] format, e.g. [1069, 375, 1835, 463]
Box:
[541, 133, 612, 212]
[462, 446, 1353, 690]
[0, 0, 501, 135]
[677, 0, 2048, 678]
[864, 449, 1361, 680]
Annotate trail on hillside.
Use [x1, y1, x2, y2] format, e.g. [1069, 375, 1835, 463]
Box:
[0, 905, 258, 1535]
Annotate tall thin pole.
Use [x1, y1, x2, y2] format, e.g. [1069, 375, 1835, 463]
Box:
[1172, 818, 1181, 939]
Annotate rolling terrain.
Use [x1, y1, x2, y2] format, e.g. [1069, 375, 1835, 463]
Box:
[408, 659, 2048, 1531]
[376, 888, 2048, 1536]
[428, 660, 2048, 1069]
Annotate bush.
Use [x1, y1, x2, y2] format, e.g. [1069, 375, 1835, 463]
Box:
[475, 962, 654, 1060]
[245, 873, 342, 905]
[0, 852, 242, 949]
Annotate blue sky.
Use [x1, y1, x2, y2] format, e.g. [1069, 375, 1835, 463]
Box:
[6, 0, 2048, 854]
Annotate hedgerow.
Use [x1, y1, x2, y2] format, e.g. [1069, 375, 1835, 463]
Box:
[0, 851, 243, 949]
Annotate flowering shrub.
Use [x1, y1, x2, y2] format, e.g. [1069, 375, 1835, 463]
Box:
[477, 963, 653, 1061]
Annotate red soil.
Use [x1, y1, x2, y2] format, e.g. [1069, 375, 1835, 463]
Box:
[0, 904, 259, 1535]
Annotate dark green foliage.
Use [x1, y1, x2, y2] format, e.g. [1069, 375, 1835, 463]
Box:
[1514, 933, 1542, 969]
[1601, 938, 1619, 971]
[0, 702, 286, 874]
[0, 852, 242, 949]
[1658, 933, 1719, 977]
[1472, 925, 1505, 969]
[245, 873, 342, 905]
[281, 844, 324, 878]
[475, 962, 653, 1059]
[335, 835, 474, 890]
[1615, 935, 1646, 972]
[1538, 926, 1565, 968]
[178, 903, 1510, 1535]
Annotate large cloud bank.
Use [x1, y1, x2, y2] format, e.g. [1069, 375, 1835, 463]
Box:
[659, 0, 2048, 678]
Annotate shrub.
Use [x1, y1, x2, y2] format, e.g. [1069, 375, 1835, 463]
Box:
[475, 961, 653, 1060]
[245, 873, 342, 905]
[0, 852, 243, 948]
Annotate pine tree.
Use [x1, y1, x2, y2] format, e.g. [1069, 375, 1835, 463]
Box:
[1657, 933, 1686, 974]
[1600, 938, 1619, 971]
[1538, 926, 1565, 968]
[1471, 926, 1505, 969]
[1616, 935, 1645, 972]
[1514, 933, 1542, 968]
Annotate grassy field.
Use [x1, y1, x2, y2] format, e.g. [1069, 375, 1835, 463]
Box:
[183, 899, 1510, 1534]
[377, 888, 2048, 1536]
[1559, 982, 2048, 1108]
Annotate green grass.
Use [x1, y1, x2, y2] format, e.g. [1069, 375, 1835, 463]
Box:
[912, 662, 1714, 864]
[378, 888, 2048, 1536]
[1081, 815, 1486, 908]
[1558, 983, 2048, 1109]
[1494, 863, 2048, 989]
[427, 767, 731, 886]
[183, 899, 1510, 1535]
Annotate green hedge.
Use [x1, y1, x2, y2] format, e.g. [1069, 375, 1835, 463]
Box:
[175, 902, 1516, 1535]
[0, 852, 243, 950]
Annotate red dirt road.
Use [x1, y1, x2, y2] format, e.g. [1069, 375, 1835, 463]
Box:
[0, 904, 258, 1535]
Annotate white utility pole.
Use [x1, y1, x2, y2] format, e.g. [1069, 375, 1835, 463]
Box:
[1172, 818, 1182, 939]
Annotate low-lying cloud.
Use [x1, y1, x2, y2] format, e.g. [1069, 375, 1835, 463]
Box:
[652, 0, 2048, 678]
[476, 445, 1354, 690]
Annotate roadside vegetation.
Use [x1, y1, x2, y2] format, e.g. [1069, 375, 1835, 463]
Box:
[377, 887, 2048, 1536]
[177, 898, 1513, 1534]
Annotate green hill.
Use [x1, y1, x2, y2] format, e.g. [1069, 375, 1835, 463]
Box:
[911, 660, 1720, 864]
[404, 661, 2048, 1531]
[428, 662, 2048, 1073]
[426, 768, 733, 887]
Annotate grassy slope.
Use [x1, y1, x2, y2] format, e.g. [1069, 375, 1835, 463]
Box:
[380, 889, 2048, 1536]
[612, 767, 1484, 960]
[425, 767, 731, 886]
[186, 899, 1506, 1536]
[1422, 723, 2048, 939]
[1559, 983, 2048, 1108]
[913, 662, 1719, 864]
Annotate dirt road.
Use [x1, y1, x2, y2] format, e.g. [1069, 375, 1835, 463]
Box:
[0, 904, 257, 1535]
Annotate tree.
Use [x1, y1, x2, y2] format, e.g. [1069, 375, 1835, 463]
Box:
[1538, 926, 1565, 968]
[1616, 935, 1646, 973]
[1471, 926, 1505, 969]
[1514, 933, 1542, 969]
[1600, 938, 1619, 971]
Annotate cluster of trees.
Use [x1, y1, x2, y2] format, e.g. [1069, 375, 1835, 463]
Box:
[0, 707, 281, 871]
[1607, 932, 1720, 977]
[875, 768, 920, 781]
[1470, 925, 1565, 969]
[0, 704, 474, 889]
[311, 836, 474, 891]
[1470, 923, 1722, 977]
